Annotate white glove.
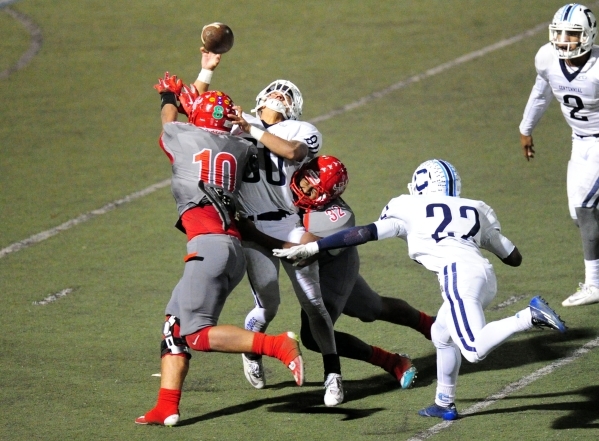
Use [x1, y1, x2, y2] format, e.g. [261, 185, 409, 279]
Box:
[273, 242, 319, 260]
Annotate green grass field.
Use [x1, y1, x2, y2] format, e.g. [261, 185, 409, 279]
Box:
[2, 1, 599, 440]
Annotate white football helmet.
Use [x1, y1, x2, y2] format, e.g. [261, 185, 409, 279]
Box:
[251, 79, 303, 120]
[549, 4, 597, 59]
[408, 159, 461, 197]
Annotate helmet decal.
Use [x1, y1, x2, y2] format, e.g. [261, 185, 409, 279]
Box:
[408, 159, 461, 197]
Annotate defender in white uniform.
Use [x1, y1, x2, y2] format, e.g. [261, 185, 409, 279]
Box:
[519, 3, 599, 306]
[274, 159, 567, 419]
[194, 57, 342, 406]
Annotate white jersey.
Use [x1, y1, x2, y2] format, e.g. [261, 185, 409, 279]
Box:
[234, 113, 322, 216]
[373, 194, 515, 274]
[520, 43, 599, 137]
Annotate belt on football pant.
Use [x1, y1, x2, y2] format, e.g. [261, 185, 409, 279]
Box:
[575, 133, 599, 138]
[247, 209, 292, 221]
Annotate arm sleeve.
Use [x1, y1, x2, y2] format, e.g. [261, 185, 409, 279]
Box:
[482, 229, 516, 260]
[519, 73, 553, 136]
[316, 223, 379, 251]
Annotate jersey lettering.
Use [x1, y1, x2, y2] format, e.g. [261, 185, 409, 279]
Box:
[426, 203, 480, 243]
[193, 148, 238, 192]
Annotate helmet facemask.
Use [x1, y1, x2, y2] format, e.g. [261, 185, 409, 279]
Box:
[251, 80, 303, 120]
[291, 156, 348, 209]
[549, 4, 597, 59]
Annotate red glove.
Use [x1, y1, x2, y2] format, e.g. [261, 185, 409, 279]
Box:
[154, 71, 183, 95]
[178, 83, 200, 117]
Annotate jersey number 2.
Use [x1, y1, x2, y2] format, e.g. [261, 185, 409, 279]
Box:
[563, 94, 589, 121]
[426, 203, 480, 243]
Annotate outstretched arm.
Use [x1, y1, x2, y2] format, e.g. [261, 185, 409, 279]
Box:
[193, 48, 222, 93]
[227, 106, 308, 161]
[273, 223, 379, 260]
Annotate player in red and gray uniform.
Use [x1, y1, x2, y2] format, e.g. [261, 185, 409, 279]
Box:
[135, 74, 304, 427]
[288, 155, 434, 388]
[194, 52, 343, 406]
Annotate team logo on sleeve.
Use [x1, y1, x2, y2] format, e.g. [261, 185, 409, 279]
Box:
[304, 135, 320, 151]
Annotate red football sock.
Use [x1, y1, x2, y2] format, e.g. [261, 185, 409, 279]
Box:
[418, 312, 434, 340]
[144, 388, 181, 424]
[368, 346, 396, 372]
[252, 332, 300, 366]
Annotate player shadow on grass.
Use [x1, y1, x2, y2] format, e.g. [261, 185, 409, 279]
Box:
[409, 328, 596, 386]
[177, 375, 409, 426]
[461, 385, 599, 430]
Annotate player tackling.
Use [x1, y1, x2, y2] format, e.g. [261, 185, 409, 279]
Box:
[274, 159, 567, 419]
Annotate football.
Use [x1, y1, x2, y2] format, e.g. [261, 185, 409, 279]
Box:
[201, 22, 234, 54]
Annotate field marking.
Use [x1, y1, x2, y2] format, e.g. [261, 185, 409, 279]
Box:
[0, 179, 171, 258]
[0, 21, 553, 258]
[407, 336, 599, 440]
[0, 4, 42, 80]
[489, 295, 527, 311]
[32, 288, 73, 305]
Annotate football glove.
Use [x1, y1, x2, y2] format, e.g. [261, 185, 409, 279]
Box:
[154, 71, 183, 95]
[273, 242, 319, 261]
[178, 83, 199, 117]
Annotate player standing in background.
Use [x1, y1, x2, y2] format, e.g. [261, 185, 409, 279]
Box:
[274, 159, 567, 419]
[289, 155, 437, 388]
[135, 75, 304, 427]
[519, 3, 599, 307]
[193, 50, 343, 406]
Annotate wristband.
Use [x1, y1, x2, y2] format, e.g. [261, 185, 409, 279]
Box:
[249, 126, 265, 142]
[197, 69, 213, 84]
[160, 92, 177, 109]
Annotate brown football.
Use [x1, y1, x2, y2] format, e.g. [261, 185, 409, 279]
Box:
[201, 23, 234, 54]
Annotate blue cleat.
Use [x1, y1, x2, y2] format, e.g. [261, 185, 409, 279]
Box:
[529, 296, 567, 333]
[418, 402, 458, 420]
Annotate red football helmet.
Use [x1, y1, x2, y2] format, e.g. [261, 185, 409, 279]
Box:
[186, 90, 235, 133]
[291, 155, 349, 209]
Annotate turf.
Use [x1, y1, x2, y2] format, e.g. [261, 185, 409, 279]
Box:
[1, 1, 598, 440]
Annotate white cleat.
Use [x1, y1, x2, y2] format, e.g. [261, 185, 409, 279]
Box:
[562, 283, 599, 307]
[323, 373, 344, 407]
[242, 353, 265, 389]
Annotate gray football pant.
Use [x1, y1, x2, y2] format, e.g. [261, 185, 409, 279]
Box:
[242, 240, 337, 355]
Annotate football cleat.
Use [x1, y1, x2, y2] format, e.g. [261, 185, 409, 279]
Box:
[562, 283, 599, 307]
[242, 353, 265, 389]
[418, 402, 458, 420]
[135, 413, 180, 426]
[285, 332, 305, 386]
[323, 373, 344, 407]
[388, 353, 417, 389]
[529, 296, 567, 333]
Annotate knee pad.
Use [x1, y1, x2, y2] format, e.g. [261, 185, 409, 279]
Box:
[160, 315, 191, 359]
[185, 326, 213, 352]
[299, 311, 320, 353]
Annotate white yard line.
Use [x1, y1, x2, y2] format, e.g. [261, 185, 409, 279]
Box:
[0, 4, 42, 80]
[0, 179, 171, 258]
[32, 288, 73, 305]
[0, 21, 551, 258]
[407, 336, 599, 440]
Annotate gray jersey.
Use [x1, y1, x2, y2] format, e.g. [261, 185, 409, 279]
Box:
[234, 113, 322, 216]
[160, 121, 257, 216]
[303, 198, 355, 237]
